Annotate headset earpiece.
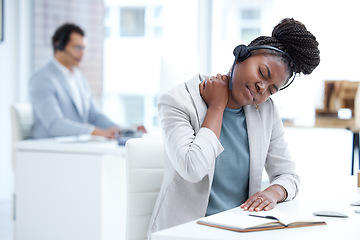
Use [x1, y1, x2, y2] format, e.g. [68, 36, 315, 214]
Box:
[57, 43, 64, 50]
[229, 44, 250, 90]
[56, 42, 64, 50]
[233, 44, 251, 61]
[56, 31, 66, 51]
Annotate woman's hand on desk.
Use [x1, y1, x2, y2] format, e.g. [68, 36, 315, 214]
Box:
[240, 185, 288, 212]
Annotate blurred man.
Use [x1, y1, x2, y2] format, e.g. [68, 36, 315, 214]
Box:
[29, 23, 119, 139]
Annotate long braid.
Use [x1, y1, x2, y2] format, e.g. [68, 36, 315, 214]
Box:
[249, 18, 320, 76]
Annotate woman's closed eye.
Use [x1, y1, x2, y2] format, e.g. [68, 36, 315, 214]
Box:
[269, 85, 279, 95]
[258, 66, 277, 95]
[259, 67, 265, 79]
[259, 64, 271, 79]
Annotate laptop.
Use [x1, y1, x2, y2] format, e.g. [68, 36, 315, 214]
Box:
[115, 129, 143, 145]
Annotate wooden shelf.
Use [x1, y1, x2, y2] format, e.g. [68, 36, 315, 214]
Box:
[315, 80, 360, 131]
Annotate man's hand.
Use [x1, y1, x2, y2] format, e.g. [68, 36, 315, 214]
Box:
[92, 126, 119, 139]
[136, 125, 147, 133]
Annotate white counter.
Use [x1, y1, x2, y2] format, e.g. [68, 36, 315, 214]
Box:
[14, 138, 126, 240]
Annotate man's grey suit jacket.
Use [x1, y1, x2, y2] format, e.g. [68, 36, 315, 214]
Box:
[29, 60, 117, 139]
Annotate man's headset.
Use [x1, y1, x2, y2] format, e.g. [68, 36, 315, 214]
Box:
[55, 30, 81, 61]
[229, 44, 296, 90]
[55, 30, 67, 51]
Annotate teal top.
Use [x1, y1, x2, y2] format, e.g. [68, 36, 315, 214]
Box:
[206, 107, 250, 216]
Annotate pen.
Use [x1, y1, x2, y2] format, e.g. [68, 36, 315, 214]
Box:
[249, 214, 279, 221]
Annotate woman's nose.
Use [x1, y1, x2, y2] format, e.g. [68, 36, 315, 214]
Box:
[256, 82, 266, 95]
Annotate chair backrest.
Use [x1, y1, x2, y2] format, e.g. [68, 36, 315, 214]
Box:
[10, 103, 34, 141]
[125, 137, 164, 240]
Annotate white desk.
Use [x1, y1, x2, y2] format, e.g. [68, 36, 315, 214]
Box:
[150, 177, 360, 240]
[14, 138, 126, 240]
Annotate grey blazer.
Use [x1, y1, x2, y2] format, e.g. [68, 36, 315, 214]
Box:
[148, 74, 300, 235]
[29, 60, 117, 139]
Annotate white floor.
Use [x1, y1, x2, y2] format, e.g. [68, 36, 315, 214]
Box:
[0, 127, 358, 240]
[0, 199, 13, 240]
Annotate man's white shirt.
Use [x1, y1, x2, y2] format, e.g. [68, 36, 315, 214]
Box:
[52, 58, 84, 116]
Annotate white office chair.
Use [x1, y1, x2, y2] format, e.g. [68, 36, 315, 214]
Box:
[10, 103, 34, 169]
[10, 103, 34, 141]
[125, 137, 164, 240]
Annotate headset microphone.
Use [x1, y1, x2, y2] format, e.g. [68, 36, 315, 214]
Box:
[229, 44, 296, 91]
[62, 49, 82, 62]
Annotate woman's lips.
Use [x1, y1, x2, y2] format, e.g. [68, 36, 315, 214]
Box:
[246, 86, 255, 101]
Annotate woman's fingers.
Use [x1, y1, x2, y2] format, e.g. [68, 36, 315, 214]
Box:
[240, 196, 260, 211]
[254, 198, 274, 212]
[240, 193, 277, 212]
[200, 74, 229, 109]
[247, 197, 265, 212]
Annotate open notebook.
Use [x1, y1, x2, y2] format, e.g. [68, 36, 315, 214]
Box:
[197, 208, 326, 232]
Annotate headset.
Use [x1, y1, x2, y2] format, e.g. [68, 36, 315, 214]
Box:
[229, 44, 297, 91]
[55, 30, 81, 62]
[55, 30, 67, 51]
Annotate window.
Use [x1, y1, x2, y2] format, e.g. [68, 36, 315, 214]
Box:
[103, 0, 198, 130]
[240, 9, 261, 44]
[241, 8, 261, 20]
[241, 28, 261, 44]
[103, 0, 343, 129]
[120, 8, 145, 37]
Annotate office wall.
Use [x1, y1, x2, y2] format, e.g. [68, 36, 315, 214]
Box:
[32, 0, 105, 99]
[0, 0, 19, 200]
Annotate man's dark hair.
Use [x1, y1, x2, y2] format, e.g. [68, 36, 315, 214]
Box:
[52, 23, 85, 53]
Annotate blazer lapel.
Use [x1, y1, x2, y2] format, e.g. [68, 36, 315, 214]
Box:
[185, 74, 215, 187]
[73, 71, 89, 122]
[185, 74, 208, 131]
[244, 105, 265, 196]
[50, 61, 84, 119]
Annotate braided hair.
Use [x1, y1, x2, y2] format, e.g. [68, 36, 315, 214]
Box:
[249, 18, 320, 77]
